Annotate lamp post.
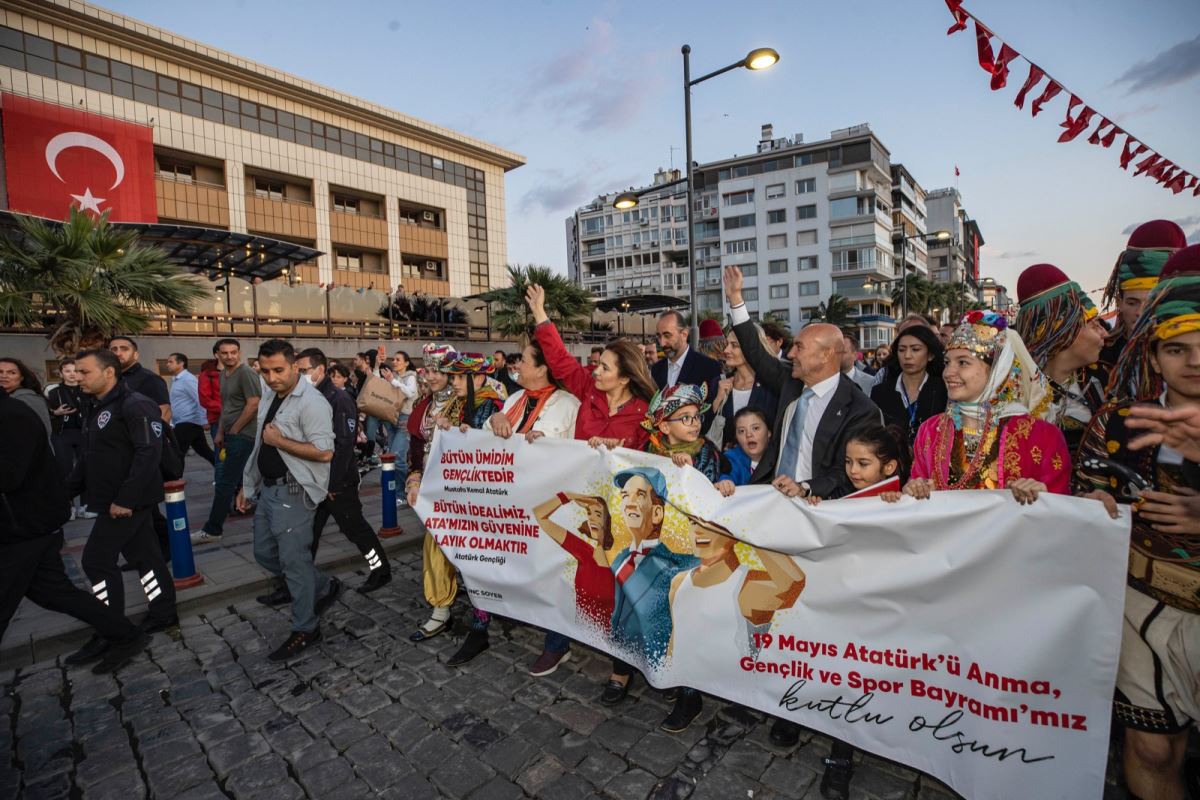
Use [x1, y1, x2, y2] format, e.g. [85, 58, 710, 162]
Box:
[892, 229, 951, 318]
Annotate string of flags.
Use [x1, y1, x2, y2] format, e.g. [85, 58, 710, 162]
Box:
[942, 0, 1197, 197]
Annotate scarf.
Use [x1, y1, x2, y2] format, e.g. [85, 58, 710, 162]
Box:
[646, 432, 705, 457]
[421, 385, 455, 440]
[949, 319, 1048, 430]
[446, 382, 504, 425]
[504, 385, 557, 434]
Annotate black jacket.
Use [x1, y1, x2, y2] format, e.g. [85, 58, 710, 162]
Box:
[120, 362, 169, 406]
[318, 377, 360, 493]
[651, 347, 723, 432]
[870, 372, 947, 448]
[732, 319, 880, 498]
[718, 380, 779, 448]
[69, 382, 165, 512]
[47, 383, 85, 433]
[0, 391, 70, 544]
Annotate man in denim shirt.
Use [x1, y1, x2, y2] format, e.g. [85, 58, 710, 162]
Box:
[236, 339, 341, 661]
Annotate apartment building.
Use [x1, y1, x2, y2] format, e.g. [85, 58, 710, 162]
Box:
[0, 0, 523, 307]
[925, 187, 985, 304]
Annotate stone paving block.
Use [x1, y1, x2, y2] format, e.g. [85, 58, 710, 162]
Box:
[689, 765, 765, 800]
[760, 756, 820, 798]
[80, 769, 146, 800]
[848, 762, 919, 800]
[409, 730, 461, 769]
[466, 774, 526, 800]
[206, 730, 271, 779]
[75, 750, 136, 787]
[517, 754, 568, 796]
[603, 767, 658, 799]
[324, 715, 374, 751]
[286, 738, 339, 770]
[139, 733, 203, 768]
[224, 752, 291, 799]
[337, 683, 392, 718]
[537, 771, 594, 800]
[577, 751, 628, 788]
[23, 770, 72, 800]
[297, 698, 350, 735]
[144, 753, 216, 797]
[628, 731, 692, 778]
[194, 718, 244, 748]
[720, 738, 773, 780]
[593, 717, 646, 756]
[296, 755, 356, 797]
[542, 729, 592, 768]
[481, 734, 542, 779]
[377, 775, 441, 800]
[544, 698, 607, 735]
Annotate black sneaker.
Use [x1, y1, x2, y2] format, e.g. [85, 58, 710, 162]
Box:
[64, 634, 109, 666]
[355, 569, 391, 595]
[599, 674, 634, 706]
[819, 757, 854, 800]
[256, 585, 292, 607]
[660, 690, 703, 733]
[446, 628, 489, 666]
[91, 632, 150, 675]
[140, 615, 179, 635]
[268, 629, 322, 662]
[769, 718, 801, 747]
[314, 578, 342, 616]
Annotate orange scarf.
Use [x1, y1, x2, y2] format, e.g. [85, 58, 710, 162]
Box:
[504, 385, 557, 433]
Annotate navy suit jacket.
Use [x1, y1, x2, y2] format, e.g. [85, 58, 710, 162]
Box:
[718, 381, 779, 448]
[610, 542, 699, 666]
[651, 347, 723, 432]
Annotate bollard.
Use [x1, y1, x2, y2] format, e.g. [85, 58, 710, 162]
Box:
[164, 480, 204, 589]
[378, 453, 403, 538]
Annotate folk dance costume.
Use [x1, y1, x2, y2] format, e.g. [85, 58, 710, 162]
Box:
[643, 383, 729, 483]
[1015, 263, 1105, 453]
[1095, 219, 1187, 392]
[1076, 246, 1200, 734]
[911, 312, 1071, 493]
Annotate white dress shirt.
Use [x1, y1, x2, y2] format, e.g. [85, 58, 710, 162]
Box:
[666, 346, 690, 387]
[778, 371, 841, 482]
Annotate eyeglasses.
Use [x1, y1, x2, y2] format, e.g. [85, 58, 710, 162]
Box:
[667, 413, 702, 425]
[297, 366, 310, 375]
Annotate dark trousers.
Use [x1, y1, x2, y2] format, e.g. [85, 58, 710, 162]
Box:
[83, 509, 177, 623]
[612, 657, 636, 678]
[204, 434, 253, 536]
[174, 421, 216, 464]
[312, 487, 389, 573]
[151, 506, 171, 562]
[51, 428, 83, 484]
[0, 531, 140, 645]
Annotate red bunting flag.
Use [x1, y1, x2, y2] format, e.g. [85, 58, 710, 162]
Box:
[1060, 95, 1082, 129]
[991, 44, 1019, 90]
[1030, 81, 1062, 117]
[944, 0, 969, 34]
[1167, 173, 1189, 194]
[1133, 153, 1161, 177]
[1087, 118, 1112, 145]
[1121, 137, 1148, 169]
[975, 21, 996, 72]
[1100, 125, 1122, 148]
[1014, 64, 1044, 109]
[1058, 106, 1095, 143]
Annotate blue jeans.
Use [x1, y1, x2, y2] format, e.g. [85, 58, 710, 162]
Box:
[387, 414, 410, 483]
[364, 417, 380, 455]
[204, 434, 253, 536]
[544, 631, 571, 654]
[252, 484, 329, 633]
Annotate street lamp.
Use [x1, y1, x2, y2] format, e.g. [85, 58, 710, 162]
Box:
[682, 44, 779, 346]
[892, 229, 950, 318]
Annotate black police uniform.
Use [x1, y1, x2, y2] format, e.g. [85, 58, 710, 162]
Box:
[311, 377, 390, 578]
[69, 382, 177, 623]
[120, 361, 174, 560]
[0, 391, 141, 645]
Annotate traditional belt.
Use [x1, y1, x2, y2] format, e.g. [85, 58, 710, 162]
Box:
[1128, 547, 1200, 613]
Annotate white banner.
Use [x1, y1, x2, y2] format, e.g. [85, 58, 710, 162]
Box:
[416, 429, 1130, 800]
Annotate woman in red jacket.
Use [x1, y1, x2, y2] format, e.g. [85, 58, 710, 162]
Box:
[527, 284, 660, 704]
[197, 358, 222, 440]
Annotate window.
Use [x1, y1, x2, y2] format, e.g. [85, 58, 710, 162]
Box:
[156, 160, 194, 184]
[723, 213, 756, 230]
[582, 217, 604, 235]
[799, 281, 820, 296]
[795, 178, 816, 194]
[725, 238, 756, 254]
[769, 284, 789, 299]
[798, 256, 818, 271]
[739, 263, 758, 277]
[253, 179, 284, 201]
[767, 209, 786, 224]
[796, 230, 818, 246]
[765, 183, 786, 199]
[336, 249, 362, 271]
[743, 287, 759, 302]
[830, 196, 874, 219]
[796, 204, 817, 221]
[722, 189, 754, 206]
[333, 195, 359, 214]
[769, 309, 791, 324]
[768, 259, 788, 274]
[767, 234, 787, 250]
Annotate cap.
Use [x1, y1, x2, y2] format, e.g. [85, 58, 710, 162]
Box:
[613, 466, 668, 502]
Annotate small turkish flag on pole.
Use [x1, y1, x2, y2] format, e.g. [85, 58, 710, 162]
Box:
[1, 94, 156, 222]
[954, 165, 960, 177]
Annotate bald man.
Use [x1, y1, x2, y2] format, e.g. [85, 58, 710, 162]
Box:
[723, 267, 880, 497]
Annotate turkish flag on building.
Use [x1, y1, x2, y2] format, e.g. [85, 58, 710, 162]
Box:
[1, 93, 156, 223]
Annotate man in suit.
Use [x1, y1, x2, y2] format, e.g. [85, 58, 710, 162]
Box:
[652, 311, 722, 432]
[840, 332, 875, 395]
[608, 467, 698, 667]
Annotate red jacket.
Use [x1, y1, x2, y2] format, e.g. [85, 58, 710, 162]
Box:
[198, 367, 222, 425]
[534, 321, 649, 450]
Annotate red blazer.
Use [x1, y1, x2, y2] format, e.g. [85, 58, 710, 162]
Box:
[198, 368, 222, 425]
[534, 321, 649, 450]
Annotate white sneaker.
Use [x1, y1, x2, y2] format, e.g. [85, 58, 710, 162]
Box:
[190, 530, 223, 546]
[78, 510, 98, 519]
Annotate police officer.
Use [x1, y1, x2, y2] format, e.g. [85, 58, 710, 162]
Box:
[0, 388, 149, 674]
[69, 349, 178, 652]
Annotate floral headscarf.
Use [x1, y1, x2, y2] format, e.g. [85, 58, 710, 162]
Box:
[642, 383, 710, 432]
[947, 310, 1049, 428]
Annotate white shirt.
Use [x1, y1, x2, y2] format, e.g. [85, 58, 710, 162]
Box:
[894, 372, 928, 406]
[666, 346, 690, 387]
[388, 370, 420, 415]
[730, 387, 753, 416]
[780, 371, 841, 482]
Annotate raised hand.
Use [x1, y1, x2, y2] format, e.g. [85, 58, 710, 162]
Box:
[525, 284, 549, 324]
[722, 265, 744, 306]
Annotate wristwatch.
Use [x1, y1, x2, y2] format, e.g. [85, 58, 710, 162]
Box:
[799, 481, 812, 498]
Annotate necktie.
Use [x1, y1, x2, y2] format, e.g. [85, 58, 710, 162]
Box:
[615, 545, 652, 585]
[777, 389, 815, 480]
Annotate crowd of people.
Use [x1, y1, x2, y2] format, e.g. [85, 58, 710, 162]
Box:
[1, 219, 1198, 800]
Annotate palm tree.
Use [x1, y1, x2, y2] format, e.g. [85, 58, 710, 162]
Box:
[891, 274, 934, 316]
[808, 293, 854, 328]
[0, 209, 209, 355]
[476, 264, 594, 338]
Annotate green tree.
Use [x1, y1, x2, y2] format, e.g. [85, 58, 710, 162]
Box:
[476, 264, 594, 338]
[891, 274, 934, 315]
[0, 209, 209, 355]
[808, 293, 854, 328]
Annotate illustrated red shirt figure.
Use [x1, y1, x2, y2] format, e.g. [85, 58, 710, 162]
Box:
[534, 492, 616, 633]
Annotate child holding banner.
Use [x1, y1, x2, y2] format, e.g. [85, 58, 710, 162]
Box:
[644, 383, 728, 482]
[715, 407, 772, 495]
[805, 424, 908, 504]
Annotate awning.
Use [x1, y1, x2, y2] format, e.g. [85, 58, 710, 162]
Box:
[593, 293, 690, 314]
[0, 211, 321, 281]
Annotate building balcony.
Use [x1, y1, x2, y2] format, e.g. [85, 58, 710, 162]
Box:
[330, 210, 388, 251]
[156, 178, 229, 228]
[399, 224, 449, 260]
[245, 194, 317, 240]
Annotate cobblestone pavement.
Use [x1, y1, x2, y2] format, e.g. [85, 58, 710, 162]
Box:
[3, 546, 986, 800]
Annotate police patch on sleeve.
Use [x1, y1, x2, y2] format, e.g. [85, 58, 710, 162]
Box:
[97, 410, 111, 429]
[151, 421, 163, 438]
[347, 418, 357, 432]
